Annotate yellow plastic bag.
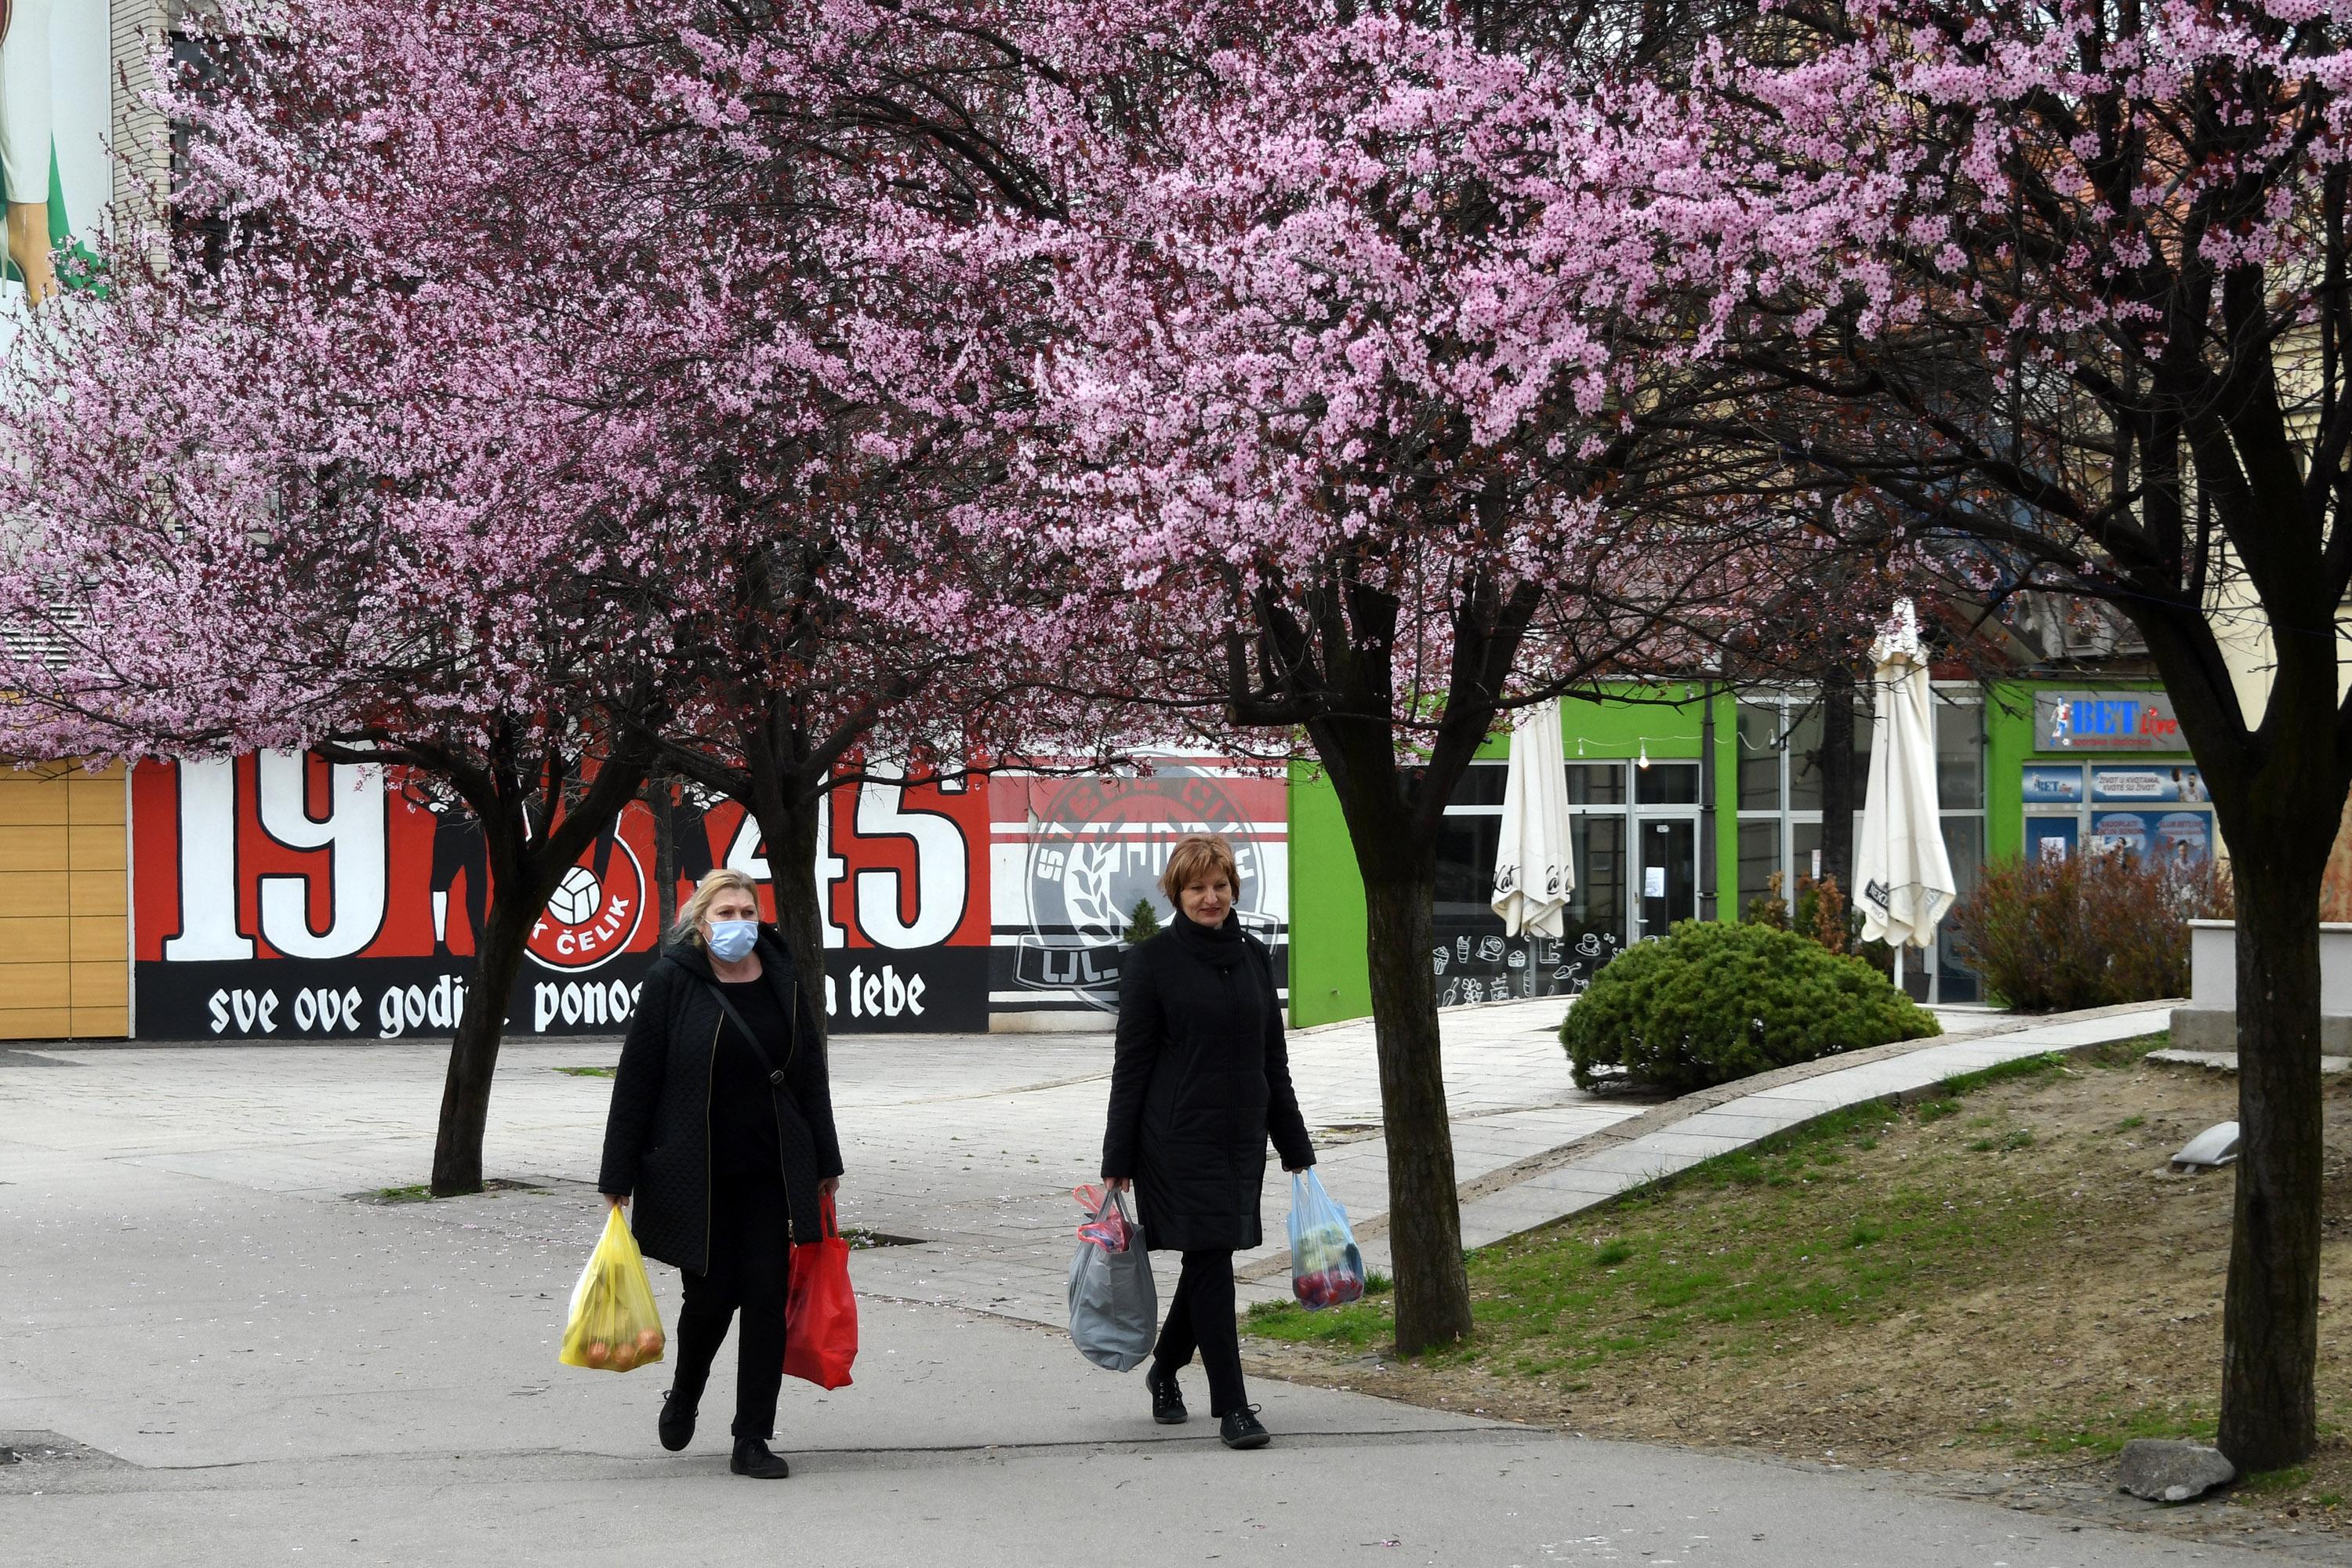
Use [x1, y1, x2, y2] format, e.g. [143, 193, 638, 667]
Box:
[560, 1208, 666, 1373]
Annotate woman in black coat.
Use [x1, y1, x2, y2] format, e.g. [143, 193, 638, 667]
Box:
[598, 868, 841, 1480]
[1103, 833, 1315, 1450]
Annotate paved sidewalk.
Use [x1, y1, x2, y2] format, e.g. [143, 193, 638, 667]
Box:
[2, 999, 2285, 1566]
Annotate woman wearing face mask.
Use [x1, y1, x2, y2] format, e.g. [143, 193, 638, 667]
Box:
[598, 868, 840, 1479]
[1102, 833, 1315, 1450]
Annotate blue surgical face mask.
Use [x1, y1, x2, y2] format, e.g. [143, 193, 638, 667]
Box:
[706, 920, 759, 963]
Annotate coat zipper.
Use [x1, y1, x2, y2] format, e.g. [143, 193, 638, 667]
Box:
[774, 978, 797, 1243]
[703, 1011, 720, 1267]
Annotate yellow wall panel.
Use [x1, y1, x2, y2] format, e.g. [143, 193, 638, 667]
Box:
[0, 758, 131, 1040]
[68, 917, 125, 964]
[0, 963, 71, 1008]
[66, 873, 125, 916]
[0, 1007, 74, 1040]
[0, 777, 71, 826]
[0, 825, 70, 873]
[9, 869, 71, 907]
[10, 870, 71, 906]
[0, 917, 69, 963]
[69, 965, 127, 1007]
[67, 775, 125, 826]
[66, 824, 126, 871]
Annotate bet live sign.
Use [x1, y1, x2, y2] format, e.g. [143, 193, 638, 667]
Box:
[2034, 691, 2183, 753]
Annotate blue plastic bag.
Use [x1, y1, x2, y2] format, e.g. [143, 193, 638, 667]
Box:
[1287, 1171, 1366, 1310]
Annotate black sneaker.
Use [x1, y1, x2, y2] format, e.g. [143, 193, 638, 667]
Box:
[1219, 1406, 1271, 1450]
[1147, 1365, 1188, 1425]
[658, 1390, 696, 1452]
[730, 1437, 792, 1479]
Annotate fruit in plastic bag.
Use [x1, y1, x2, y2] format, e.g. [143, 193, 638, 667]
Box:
[561, 1208, 667, 1372]
[1286, 1173, 1367, 1312]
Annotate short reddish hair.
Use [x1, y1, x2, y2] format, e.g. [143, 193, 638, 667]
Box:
[1160, 833, 1240, 903]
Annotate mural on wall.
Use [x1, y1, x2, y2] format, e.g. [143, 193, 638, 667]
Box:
[0, 0, 108, 309]
[132, 753, 989, 1039]
[991, 765, 1288, 1019]
[1432, 927, 1622, 1008]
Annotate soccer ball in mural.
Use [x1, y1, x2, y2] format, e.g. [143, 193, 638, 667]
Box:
[547, 865, 604, 926]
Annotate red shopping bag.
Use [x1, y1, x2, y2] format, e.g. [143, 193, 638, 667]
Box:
[783, 1192, 858, 1390]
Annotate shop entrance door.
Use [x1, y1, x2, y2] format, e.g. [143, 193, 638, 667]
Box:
[1636, 817, 1698, 939]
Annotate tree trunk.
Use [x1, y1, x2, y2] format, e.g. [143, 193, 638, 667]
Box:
[425, 746, 652, 1196]
[1361, 853, 1474, 1354]
[2143, 587, 2345, 1471]
[652, 774, 680, 937]
[2217, 851, 2327, 1470]
[431, 879, 543, 1196]
[746, 780, 831, 1045]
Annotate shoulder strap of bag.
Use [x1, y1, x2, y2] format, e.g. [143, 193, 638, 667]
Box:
[695, 970, 799, 1088]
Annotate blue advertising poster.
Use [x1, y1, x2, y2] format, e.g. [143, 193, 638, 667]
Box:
[2153, 811, 2214, 867]
[2021, 765, 2085, 804]
[2091, 765, 2209, 804]
[2026, 815, 2078, 862]
[2089, 811, 2152, 857]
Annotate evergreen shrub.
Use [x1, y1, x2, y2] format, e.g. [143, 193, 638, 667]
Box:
[1560, 920, 1940, 1093]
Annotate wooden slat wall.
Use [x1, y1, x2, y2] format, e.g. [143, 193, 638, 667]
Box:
[0, 762, 129, 1040]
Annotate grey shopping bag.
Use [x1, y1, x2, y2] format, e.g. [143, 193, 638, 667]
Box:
[1067, 1188, 1156, 1371]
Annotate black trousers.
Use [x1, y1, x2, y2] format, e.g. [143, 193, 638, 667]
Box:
[671, 1175, 792, 1440]
[1152, 1248, 1246, 1417]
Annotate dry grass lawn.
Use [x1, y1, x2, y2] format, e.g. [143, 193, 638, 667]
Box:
[1245, 1036, 2352, 1552]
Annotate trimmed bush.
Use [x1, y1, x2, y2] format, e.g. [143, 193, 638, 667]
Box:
[1948, 852, 2230, 1012]
[1560, 920, 1940, 1093]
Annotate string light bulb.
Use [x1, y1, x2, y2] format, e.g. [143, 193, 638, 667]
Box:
[1637, 742, 1651, 770]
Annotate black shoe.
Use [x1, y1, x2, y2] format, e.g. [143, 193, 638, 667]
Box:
[659, 1390, 696, 1452]
[1219, 1406, 1271, 1450]
[730, 1437, 791, 1479]
[1147, 1365, 1188, 1425]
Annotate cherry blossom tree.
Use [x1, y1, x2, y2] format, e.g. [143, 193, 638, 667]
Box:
[990, 5, 1821, 1352]
[412, 4, 1137, 1023]
[0, 0, 1134, 1185]
[1579, 0, 2352, 1466]
[0, 1, 757, 1195]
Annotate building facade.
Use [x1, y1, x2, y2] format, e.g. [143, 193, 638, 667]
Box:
[1286, 677, 2208, 1027]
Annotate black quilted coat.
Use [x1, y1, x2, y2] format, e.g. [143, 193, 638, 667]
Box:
[1102, 913, 1314, 1252]
[597, 931, 842, 1274]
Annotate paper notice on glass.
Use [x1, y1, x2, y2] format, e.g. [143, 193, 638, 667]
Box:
[1643, 866, 1666, 898]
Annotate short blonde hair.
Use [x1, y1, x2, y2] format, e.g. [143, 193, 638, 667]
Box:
[675, 868, 762, 945]
[1160, 833, 1240, 903]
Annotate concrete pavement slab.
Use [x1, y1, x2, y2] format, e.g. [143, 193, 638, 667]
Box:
[2, 1012, 2290, 1565]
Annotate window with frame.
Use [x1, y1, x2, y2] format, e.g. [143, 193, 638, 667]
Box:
[1432, 759, 1633, 1006]
[1733, 685, 1986, 1003]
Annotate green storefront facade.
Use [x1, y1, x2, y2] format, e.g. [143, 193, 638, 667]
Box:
[1286, 677, 2206, 1027]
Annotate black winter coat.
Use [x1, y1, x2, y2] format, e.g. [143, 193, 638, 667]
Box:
[1102, 914, 1314, 1252]
[597, 931, 842, 1274]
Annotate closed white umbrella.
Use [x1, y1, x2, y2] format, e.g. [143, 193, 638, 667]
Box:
[1493, 699, 1574, 939]
[1855, 600, 1957, 989]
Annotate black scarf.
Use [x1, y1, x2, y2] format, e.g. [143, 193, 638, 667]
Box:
[1171, 910, 1244, 971]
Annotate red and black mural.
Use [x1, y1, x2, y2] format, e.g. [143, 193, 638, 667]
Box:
[132, 753, 990, 1038]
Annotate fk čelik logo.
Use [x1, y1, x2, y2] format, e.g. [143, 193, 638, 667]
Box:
[525, 835, 648, 972]
[1013, 772, 1274, 1013]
